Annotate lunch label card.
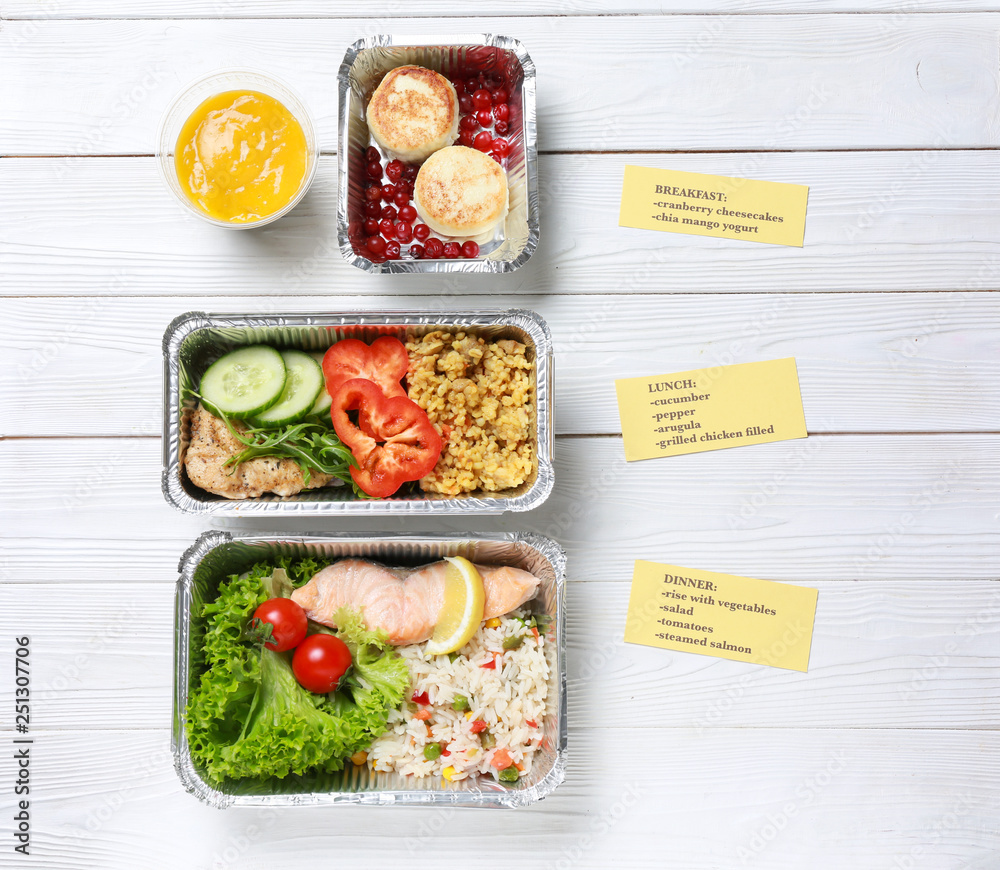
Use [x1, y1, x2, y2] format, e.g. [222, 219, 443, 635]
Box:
[625, 561, 818, 671]
[615, 358, 807, 461]
[619, 166, 809, 246]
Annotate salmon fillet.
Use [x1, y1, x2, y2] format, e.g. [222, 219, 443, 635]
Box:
[184, 405, 333, 499]
[291, 558, 541, 645]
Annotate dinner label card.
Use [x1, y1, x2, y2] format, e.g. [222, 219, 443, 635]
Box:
[615, 358, 807, 461]
[624, 561, 818, 671]
[619, 166, 809, 246]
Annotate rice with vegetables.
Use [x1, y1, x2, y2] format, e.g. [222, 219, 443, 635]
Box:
[369, 609, 552, 782]
[406, 330, 535, 495]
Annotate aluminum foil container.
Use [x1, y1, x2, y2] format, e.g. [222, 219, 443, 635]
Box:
[162, 309, 553, 515]
[338, 34, 538, 273]
[173, 530, 567, 808]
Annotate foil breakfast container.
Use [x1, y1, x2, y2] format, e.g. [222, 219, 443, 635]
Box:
[338, 34, 538, 273]
[162, 309, 554, 515]
[173, 530, 568, 808]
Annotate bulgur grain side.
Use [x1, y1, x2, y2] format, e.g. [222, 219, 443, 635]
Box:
[406, 330, 535, 495]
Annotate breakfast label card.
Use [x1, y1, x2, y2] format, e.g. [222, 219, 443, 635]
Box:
[614, 358, 807, 461]
[619, 166, 809, 246]
[624, 561, 818, 671]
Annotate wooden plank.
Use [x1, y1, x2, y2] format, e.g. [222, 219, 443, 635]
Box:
[2, 435, 997, 582]
[3, 150, 1000, 296]
[1, 579, 996, 732]
[4, 16, 1000, 154]
[2, 290, 999, 437]
[0, 728, 995, 869]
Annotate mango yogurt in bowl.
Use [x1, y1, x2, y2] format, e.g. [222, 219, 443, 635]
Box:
[157, 71, 318, 228]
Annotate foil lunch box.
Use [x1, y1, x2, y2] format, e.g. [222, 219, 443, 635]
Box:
[338, 34, 538, 273]
[162, 309, 554, 515]
[172, 530, 568, 808]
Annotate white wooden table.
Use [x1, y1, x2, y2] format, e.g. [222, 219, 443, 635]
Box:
[2, 4, 999, 869]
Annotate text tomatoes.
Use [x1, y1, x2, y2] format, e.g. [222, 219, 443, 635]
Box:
[250, 598, 307, 652]
[292, 634, 353, 694]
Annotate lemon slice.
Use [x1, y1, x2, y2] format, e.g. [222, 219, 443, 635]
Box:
[425, 556, 486, 656]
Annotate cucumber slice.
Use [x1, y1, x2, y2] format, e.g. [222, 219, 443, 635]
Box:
[199, 345, 287, 418]
[307, 351, 333, 416]
[251, 350, 325, 428]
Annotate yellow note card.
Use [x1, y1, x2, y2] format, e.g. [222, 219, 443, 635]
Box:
[625, 561, 818, 671]
[619, 165, 809, 246]
[615, 358, 807, 461]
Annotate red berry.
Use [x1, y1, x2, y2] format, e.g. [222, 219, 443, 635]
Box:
[366, 161, 383, 180]
[403, 163, 418, 181]
[396, 222, 413, 243]
[365, 185, 382, 202]
[459, 114, 480, 132]
[385, 160, 404, 182]
[398, 205, 417, 223]
[461, 240, 480, 258]
[458, 129, 475, 148]
[381, 183, 396, 201]
[363, 217, 379, 235]
[385, 240, 401, 259]
[364, 201, 381, 218]
[393, 188, 409, 207]
[366, 235, 386, 255]
[413, 223, 430, 241]
[458, 93, 474, 114]
[365, 146, 381, 162]
[465, 78, 480, 95]
[369, 252, 387, 264]
[443, 242, 461, 259]
[473, 131, 493, 152]
[410, 244, 425, 259]
[493, 87, 509, 105]
[472, 89, 492, 111]
[379, 218, 395, 238]
[380, 205, 397, 221]
[485, 72, 504, 92]
[493, 103, 509, 123]
[494, 119, 509, 136]
[476, 109, 493, 128]
[490, 151, 503, 164]
[491, 138, 510, 158]
[424, 238, 444, 258]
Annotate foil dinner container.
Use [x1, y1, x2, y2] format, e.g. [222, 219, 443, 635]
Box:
[162, 309, 553, 515]
[173, 530, 568, 808]
[338, 34, 538, 273]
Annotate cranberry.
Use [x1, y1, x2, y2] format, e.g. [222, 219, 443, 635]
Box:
[363, 217, 379, 235]
[493, 87, 509, 105]
[403, 163, 418, 181]
[458, 129, 475, 147]
[465, 77, 479, 95]
[380, 205, 397, 221]
[472, 89, 492, 111]
[493, 103, 509, 123]
[385, 240, 401, 259]
[380, 183, 395, 201]
[461, 240, 480, 258]
[443, 242, 461, 259]
[364, 201, 381, 218]
[494, 119, 509, 136]
[476, 109, 493, 128]
[365, 146, 381, 163]
[395, 222, 413, 243]
[379, 218, 395, 238]
[385, 160, 404, 182]
[489, 151, 503, 164]
[458, 93, 474, 114]
[366, 161, 383, 180]
[393, 188, 409, 207]
[413, 223, 430, 242]
[365, 185, 382, 202]
[491, 138, 510, 158]
[366, 235, 386, 255]
[369, 252, 388, 264]
[424, 238, 444, 258]
[410, 244, 425, 259]
[484, 72, 504, 92]
[459, 114, 480, 132]
[398, 205, 417, 223]
[473, 131, 493, 152]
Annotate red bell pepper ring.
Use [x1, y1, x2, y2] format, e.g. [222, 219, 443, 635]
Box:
[322, 336, 409, 400]
[331, 378, 442, 498]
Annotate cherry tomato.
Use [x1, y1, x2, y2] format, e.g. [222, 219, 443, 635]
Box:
[251, 598, 307, 652]
[292, 634, 353, 693]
